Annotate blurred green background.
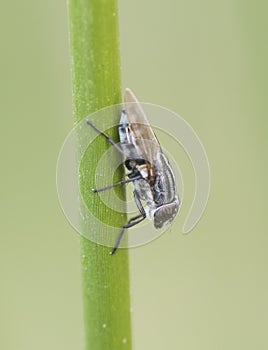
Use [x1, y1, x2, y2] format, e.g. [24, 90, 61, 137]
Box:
[1, 1, 267, 349]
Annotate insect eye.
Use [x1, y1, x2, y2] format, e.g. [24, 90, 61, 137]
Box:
[153, 200, 179, 229]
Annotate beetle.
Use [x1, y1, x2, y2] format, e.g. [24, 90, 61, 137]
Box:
[86, 88, 180, 254]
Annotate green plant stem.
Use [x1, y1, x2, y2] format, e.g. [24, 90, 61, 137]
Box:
[68, 1, 132, 349]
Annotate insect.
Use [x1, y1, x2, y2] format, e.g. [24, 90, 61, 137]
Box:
[86, 88, 180, 254]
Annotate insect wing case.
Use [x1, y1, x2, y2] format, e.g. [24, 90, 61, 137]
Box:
[119, 89, 161, 165]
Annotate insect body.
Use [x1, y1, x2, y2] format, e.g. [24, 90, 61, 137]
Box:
[86, 88, 179, 254]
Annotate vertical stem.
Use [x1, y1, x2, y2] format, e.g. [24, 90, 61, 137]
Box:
[68, 1, 132, 349]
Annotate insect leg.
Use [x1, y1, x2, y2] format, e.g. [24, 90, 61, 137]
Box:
[110, 214, 146, 255]
[92, 175, 142, 193]
[110, 190, 146, 255]
[133, 190, 146, 217]
[86, 120, 125, 156]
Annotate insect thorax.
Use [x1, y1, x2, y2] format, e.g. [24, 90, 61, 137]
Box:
[153, 153, 177, 204]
